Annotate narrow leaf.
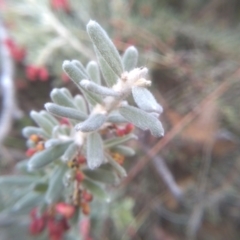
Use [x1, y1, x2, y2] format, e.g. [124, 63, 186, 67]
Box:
[75, 113, 106, 132]
[122, 46, 138, 71]
[86, 132, 104, 169]
[45, 103, 87, 121]
[39, 110, 59, 126]
[74, 95, 88, 113]
[80, 79, 120, 97]
[61, 142, 79, 162]
[82, 179, 107, 199]
[87, 20, 123, 77]
[95, 47, 118, 87]
[119, 105, 164, 137]
[0, 176, 38, 186]
[104, 134, 137, 148]
[22, 126, 48, 139]
[86, 61, 101, 84]
[107, 155, 127, 178]
[50, 88, 76, 108]
[83, 168, 116, 184]
[63, 61, 101, 106]
[45, 164, 67, 204]
[28, 141, 72, 170]
[111, 145, 135, 156]
[12, 192, 43, 213]
[30, 111, 53, 136]
[63, 60, 87, 86]
[71, 59, 89, 78]
[132, 87, 163, 113]
[107, 111, 128, 123]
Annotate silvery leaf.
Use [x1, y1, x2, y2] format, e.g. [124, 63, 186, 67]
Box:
[87, 20, 123, 77]
[119, 105, 164, 137]
[86, 61, 101, 85]
[75, 113, 106, 132]
[122, 46, 138, 71]
[132, 86, 163, 113]
[45, 103, 87, 121]
[86, 132, 104, 169]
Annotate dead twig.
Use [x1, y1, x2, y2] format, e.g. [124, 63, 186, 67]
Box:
[0, 19, 21, 147]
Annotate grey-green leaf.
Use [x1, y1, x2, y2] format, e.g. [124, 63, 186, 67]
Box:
[45, 164, 67, 204]
[0, 176, 38, 186]
[22, 126, 48, 139]
[107, 155, 127, 178]
[30, 111, 53, 136]
[61, 142, 79, 162]
[87, 20, 123, 77]
[95, 47, 118, 87]
[83, 168, 116, 184]
[86, 61, 101, 84]
[50, 88, 76, 108]
[75, 113, 106, 132]
[63, 60, 87, 87]
[132, 87, 163, 113]
[111, 145, 135, 156]
[74, 95, 88, 113]
[119, 105, 164, 137]
[28, 141, 72, 170]
[39, 110, 59, 126]
[122, 46, 138, 71]
[72, 59, 89, 78]
[80, 79, 120, 97]
[107, 111, 128, 123]
[45, 103, 87, 121]
[86, 132, 104, 169]
[12, 192, 43, 213]
[104, 133, 137, 148]
[82, 179, 107, 200]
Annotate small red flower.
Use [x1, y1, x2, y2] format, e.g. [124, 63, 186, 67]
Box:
[38, 67, 49, 82]
[61, 73, 70, 83]
[26, 65, 39, 81]
[124, 123, 134, 134]
[26, 65, 49, 82]
[26, 148, 37, 157]
[29, 217, 45, 235]
[51, 0, 71, 13]
[116, 128, 125, 137]
[4, 38, 26, 62]
[55, 203, 75, 219]
[75, 171, 84, 182]
[59, 118, 70, 125]
[82, 191, 93, 202]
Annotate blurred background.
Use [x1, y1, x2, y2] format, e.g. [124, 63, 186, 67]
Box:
[1, 0, 240, 239]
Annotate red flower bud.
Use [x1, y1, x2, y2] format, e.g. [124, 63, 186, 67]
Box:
[116, 128, 125, 137]
[82, 191, 93, 202]
[38, 67, 49, 82]
[124, 123, 134, 134]
[29, 217, 45, 235]
[55, 203, 75, 219]
[75, 171, 84, 182]
[51, 0, 71, 13]
[26, 65, 39, 81]
[26, 148, 37, 157]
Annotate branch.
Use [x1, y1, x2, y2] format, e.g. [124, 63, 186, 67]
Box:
[0, 19, 21, 147]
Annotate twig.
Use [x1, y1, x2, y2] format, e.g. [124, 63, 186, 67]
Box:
[140, 143, 183, 201]
[0, 19, 21, 147]
[44, 10, 94, 60]
[186, 141, 214, 240]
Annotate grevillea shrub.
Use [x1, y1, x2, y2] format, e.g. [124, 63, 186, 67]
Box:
[0, 21, 164, 240]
